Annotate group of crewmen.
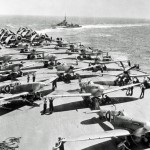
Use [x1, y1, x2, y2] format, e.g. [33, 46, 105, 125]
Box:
[27, 72, 36, 82]
[42, 97, 54, 115]
[42, 78, 58, 115]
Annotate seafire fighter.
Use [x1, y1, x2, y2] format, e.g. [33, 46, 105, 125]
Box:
[0, 77, 57, 108]
[0, 55, 13, 63]
[4, 34, 22, 48]
[45, 77, 140, 109]
[94, 65, 148, 86]
[56, 107, 150, 150]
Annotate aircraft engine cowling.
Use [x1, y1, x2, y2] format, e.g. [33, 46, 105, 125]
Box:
[31, 31, 37, 36]
[16, 35, 22, 41]
[90, 85, 104, 97]
[134, 122, 150, 138]
[41, 35, 45, 40]
[4, 85, 11, 93]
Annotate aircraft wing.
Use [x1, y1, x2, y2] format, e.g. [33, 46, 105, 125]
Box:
[55, 56, 77, 61]
[0, 92, 29, 105]
[73, 63, 122, 72]
[103, 83, 141, 95]
[130, 74, 149, 77]
[45, 93, 91, 99]
[44, 76, 58, 85]
[72, 65, 99, 72]
[98, 73, 149, 78]
[41, 56, 77, 62]
[61, 129, 130, 142]
[82, 60, 127, 65]
[0, 70, 11, 74]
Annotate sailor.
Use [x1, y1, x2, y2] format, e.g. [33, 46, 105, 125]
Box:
[126, 80, 134, 96]
[49, 98, 54, 114]
[42, 98, 47, 114]
[27, 73, 30, 83]
[32, 72, 36, 82]
[52, 143, 60, 150]
[52, 78, 57, 91]
[50, 36, 52, 42]
[140, 83, 145, 99]
[58, 137, 64, 150]
[126, 86, 133, 96]
[89, 62, 91, 66]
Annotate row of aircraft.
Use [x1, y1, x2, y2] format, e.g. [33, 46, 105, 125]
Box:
[0, 27, 150, 150]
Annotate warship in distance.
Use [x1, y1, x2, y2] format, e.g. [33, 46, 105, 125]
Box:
[56, 16, 82, 28]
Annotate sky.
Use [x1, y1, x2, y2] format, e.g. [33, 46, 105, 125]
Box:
[0, 0, 150, 19]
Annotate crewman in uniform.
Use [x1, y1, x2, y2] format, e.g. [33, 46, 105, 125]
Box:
[32, 72, 36, 82]
[52, 78, 57, 91]
[140, 83, 145, 99]
[42, 98, 47, 114]
[27, 73, 30, 83]
[49, 98, 54, 114]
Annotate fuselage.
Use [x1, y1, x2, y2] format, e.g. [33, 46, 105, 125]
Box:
[44, 53, 56, 61]
[99, 109, 150, 138]
[0, 63, 22, 71]
[79, 81, 104, 97]
[0, 55, 12, 62]
[0, 82, 45, 94]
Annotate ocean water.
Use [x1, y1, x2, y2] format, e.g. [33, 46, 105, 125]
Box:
[0, 15, 150, 73]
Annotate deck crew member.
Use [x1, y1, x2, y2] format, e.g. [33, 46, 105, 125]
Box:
[42, 98, 47, 114]
[49, 98, 54, 114]
[52, 78, 57, 91]
[32, 72, 36, 82]
[140, 83, 145, 99]
[27, 73, 30, 83]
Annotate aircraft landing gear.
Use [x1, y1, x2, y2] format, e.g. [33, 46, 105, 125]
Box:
[91, 97, 100, 110]
[141, 133, 150, 148]
[21, 92, 41, 104]
[83, 96, 93, 108]
[27, 54, 35, 59]
[116, 136, 132, 150]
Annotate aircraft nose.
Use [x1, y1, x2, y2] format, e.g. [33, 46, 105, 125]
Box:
[40, 82, 46, 88]
[144, 121, 150, 131]
[93, 85, 104, 97]
[98, 85, 104, 92]
[9, 55, 12, 59]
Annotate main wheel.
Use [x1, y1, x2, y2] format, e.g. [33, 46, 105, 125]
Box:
[91, 97, 100, 110]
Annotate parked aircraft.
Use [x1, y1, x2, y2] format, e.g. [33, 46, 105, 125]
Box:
[4, 34, 22, 48]
[0, 55, 12, 63]
[45, 77, 141, 109]
[94, 65, 148, 86]
[57, 107, 150, 150]
[0, 77, 57, 107]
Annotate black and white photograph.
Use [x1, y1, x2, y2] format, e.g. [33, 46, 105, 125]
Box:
[0, 0, 150, 150]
